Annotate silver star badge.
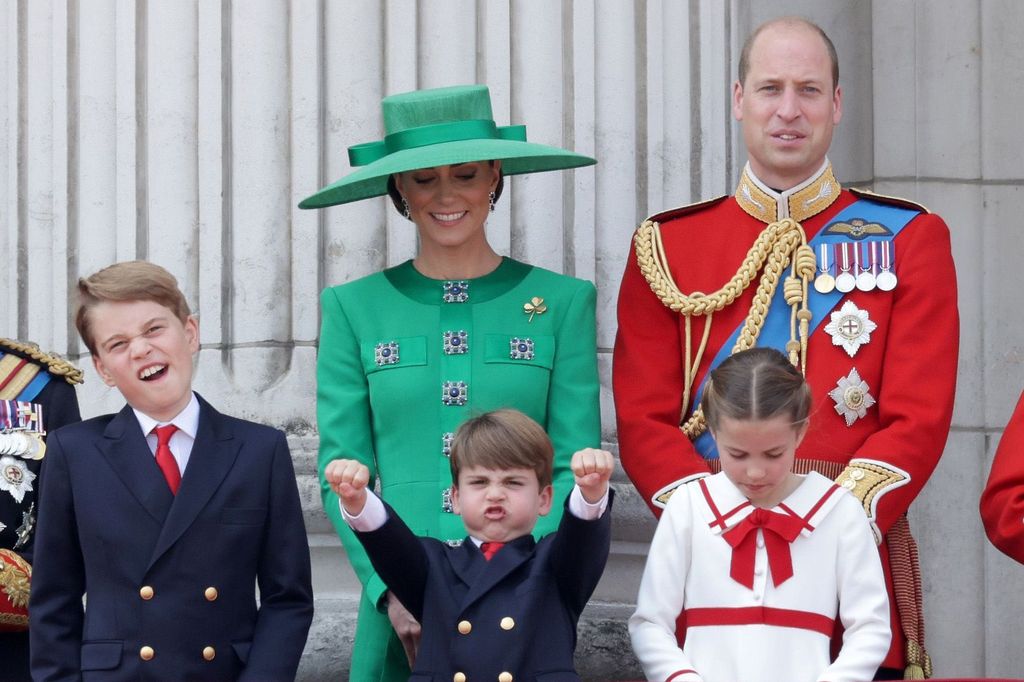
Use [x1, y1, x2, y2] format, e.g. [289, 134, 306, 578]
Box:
[824, 301, 877, 357]
[828, 368, 876, 426]
[0, 455, 35, 503]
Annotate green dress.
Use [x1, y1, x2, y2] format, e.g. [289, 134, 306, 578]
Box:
[317, 257, 600, 681]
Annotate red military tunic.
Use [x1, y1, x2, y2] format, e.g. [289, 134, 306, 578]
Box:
[613, 160, 959, 671]
[981, 389, 1024, 564]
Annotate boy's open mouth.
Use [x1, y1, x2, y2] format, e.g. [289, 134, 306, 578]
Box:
[138, 364, 168, 381]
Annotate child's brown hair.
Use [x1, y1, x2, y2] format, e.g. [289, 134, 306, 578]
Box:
[450, 409, 553, 488]
[702, 347, 812, 433]
[75, 260, 191, 355]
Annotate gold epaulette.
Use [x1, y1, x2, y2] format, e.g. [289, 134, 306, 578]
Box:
[835, 458, 911, 544]
[643, 195, 730, 227]
[0, 338, 84, 385]
[849, 187, 930, 214]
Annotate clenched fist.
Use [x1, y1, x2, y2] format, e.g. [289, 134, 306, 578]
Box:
[324, 459, 371, 515]
[571, 448, 614, 504]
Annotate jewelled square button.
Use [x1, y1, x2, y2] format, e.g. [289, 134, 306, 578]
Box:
[509, 337, 535, 360]
[442, 381, 468, 406]
[443, 330, 469, 355]
[374, 341, 399, 366]
[442, 280, 469, 303]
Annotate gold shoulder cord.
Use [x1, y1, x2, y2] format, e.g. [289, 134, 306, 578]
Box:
[633, 218, 816, 439]
[0, 337, 84, 385]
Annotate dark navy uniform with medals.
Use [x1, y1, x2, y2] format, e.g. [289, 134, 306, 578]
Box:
[0, 338, 82, 681]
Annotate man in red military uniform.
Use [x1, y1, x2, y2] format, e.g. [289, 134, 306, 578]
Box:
[613, 17, 958, 679]
[981, 390, 1024, 564]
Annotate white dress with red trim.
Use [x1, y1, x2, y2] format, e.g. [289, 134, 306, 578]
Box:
[630, 471, 890, 682]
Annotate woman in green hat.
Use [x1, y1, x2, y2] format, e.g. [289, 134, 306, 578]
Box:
[303, 85, 601, 681]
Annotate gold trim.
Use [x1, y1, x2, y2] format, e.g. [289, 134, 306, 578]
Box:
[633, 217, 816, 438]
[0, 338, 84, 385]
[835, 460, 909, 517]
[0, 548, 31, 614]
[849, 187, 930, 214]
[735, 164, 842, 224]
[788, 165, 841, 222]
[736, 173, 777, 223]
[0, 355, 42, 400]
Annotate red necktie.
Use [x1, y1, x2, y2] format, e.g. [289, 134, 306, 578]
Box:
[153, 424, 181, 494]
[722, 508, 805, 589]
[481, 542, 504, 561]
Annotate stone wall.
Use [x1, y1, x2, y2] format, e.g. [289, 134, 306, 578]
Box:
[3, 1, 1022, 678]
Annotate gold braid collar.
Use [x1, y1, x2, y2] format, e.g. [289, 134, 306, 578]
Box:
[0, 338, 84, 385]
[633, 218, 816, 439]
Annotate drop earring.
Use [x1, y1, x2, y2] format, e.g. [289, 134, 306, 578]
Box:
[401, 196, 411, 220]
[488, 191, 496, 213]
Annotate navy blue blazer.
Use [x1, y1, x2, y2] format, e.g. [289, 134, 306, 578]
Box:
[356, 492, 613, 682]
[29, 395, 313, 681]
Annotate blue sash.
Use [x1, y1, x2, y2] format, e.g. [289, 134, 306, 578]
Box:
[18, 370, 52, 402]
[692, 199, 920, 459]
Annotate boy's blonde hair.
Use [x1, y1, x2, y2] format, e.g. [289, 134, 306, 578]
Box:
[450, 409, 553, 488]
[75, 260, 191, 355]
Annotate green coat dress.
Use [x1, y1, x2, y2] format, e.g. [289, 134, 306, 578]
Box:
[317, 257, 601, 681]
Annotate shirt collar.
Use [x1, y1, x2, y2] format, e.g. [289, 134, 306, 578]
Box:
[734, 158, 841, 223]
[134, 392, 200, 439]
[698, 471, 846, 538]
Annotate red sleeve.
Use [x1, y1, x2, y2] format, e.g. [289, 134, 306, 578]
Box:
[981, 390, 1024, 564]
[613, 236, 710, 516]
[849, 212, 959, 535]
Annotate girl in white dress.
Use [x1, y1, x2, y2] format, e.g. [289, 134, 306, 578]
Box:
[629, 348, 890, 682]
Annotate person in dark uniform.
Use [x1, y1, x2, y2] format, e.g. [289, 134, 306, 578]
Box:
[0, 337, 82, 682]
[325, 409, 613, 682]
[29, 261, 313, 681]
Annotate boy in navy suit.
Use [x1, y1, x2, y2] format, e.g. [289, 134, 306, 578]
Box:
[326, 408, 613, 681]
[29, 261, 313, 681]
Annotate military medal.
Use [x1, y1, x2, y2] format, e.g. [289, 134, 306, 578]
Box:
[813, 243, 835, 294]
[835, 243, 856, 293]
[0, 455, 35, 503]
[855, 242, 876, 292]
[876, 240, 898, 291]
[12, 503, 35, 549]
[828, 368, 876, 426]
[824, 301, 877, 357]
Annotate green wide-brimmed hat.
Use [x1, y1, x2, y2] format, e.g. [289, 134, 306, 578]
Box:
[298, 84, 596, 209]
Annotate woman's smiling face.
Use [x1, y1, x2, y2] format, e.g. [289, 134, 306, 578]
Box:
[394, 161, 501, 252]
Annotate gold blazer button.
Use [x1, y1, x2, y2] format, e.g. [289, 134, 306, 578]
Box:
[499, 616, 514, 630]
[139, 586, 154, 600]
[139, 646, 154, 661]
[202, 646, 216, 661]
[204, 586, 219, 601]
[457, 620, 472, 635]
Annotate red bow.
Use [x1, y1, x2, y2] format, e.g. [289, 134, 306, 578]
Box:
[722, 508, 805, 589]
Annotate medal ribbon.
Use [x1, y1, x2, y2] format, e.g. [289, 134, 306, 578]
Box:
[691, 198, 921, 459]
[722, 508, 805, 589]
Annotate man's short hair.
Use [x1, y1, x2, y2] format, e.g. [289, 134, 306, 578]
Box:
[76, 260, 191, 355]
[450, 409, 554, 489]
[738, 16, 839, 91]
